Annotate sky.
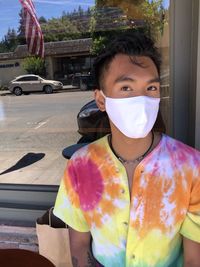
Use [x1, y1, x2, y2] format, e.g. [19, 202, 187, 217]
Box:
[0, 0, 169, 40]
[0, 0, 95, 39]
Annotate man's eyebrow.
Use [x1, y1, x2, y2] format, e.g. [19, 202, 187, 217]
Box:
[114, 75, 160, 84]
[114, 75, 135, 83]
[148, 77, 161, 83]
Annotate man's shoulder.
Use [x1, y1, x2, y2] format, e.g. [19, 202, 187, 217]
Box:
[70, 135, 108, 161]
[163, 134, 200, 161]
[67, 135, 109, 176]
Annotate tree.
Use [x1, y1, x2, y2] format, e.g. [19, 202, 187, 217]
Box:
[87, 7, 92, 16]
[78, 5, 84, 16]
[22, 56, 46, 76]
[89, 0, 167, 55]
[138, 0, 166, 39]
[16, 6, 91, 44]
[91, 35, 107, 55]
[17, 10, 47, 44]
[0, 41, 7, 53]
[89, 5, 133, 55]
[39, 16, 47, 24]
[95, 0, 166, 40]
[17, 9, 26, 45]
[0, 28, 19, 52]
[41, 17, 81, 42]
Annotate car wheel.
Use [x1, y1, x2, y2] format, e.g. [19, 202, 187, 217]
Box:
[44, 85, 53, 94]
[80, 81, 87, 91]
[13, 87, 22, 96]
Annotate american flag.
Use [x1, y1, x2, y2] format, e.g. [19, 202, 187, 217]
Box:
[19, 0, 44, 57]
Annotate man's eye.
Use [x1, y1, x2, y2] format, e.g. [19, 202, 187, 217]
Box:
[121, 86, 132, 91]
[147, 86, 158, 91]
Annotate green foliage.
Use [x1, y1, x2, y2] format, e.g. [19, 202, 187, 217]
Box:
[22, 56, 46, 76]
[39, 16, 47, 24]
[94, 0, 166, 41]
[0, 28, 19, 53]
[90, 36, 107, 55]
[41, 17, 81, 42]
[0, 6, 92, 53]
[140, 0, 166, 39]
[90, 28, 143, 56]
[17, 9, 26, 45]
[0, 2, 167, 54]
[0, 85, 8, 91]
[41, 6, 92, 42]
[89, 6, 131, 55]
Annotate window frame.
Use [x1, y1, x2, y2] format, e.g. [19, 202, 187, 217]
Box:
[0, 0, 199, 225]
[170, 0, 199, 146]
[195, 0, 200, 149]
[0, 184, 58, 226]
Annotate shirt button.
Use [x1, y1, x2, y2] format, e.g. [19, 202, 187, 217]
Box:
[123, 222, 128, 226]
[131, 254, 135, 259]
[121, 189, 125, 194]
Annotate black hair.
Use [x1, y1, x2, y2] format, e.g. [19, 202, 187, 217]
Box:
[93, 31, 162, 89]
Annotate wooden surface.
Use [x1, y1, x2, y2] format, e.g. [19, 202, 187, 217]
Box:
[0, 249, 55, 267]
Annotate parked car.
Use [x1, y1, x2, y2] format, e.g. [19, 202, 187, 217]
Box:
[72, 74, 96, 91]
[8, 74, 63, 96]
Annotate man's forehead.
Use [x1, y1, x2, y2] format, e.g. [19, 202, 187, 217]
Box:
[113, 75, 160, 84]
[109, 54, 155, 67]
[105, 54, 159, 78]
[99, 54, 159, 89]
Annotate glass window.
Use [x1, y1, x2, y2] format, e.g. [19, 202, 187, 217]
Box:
[28, 76, 39, 81]
[0, 0, 170, 186]
[17, 77, 27, 81]
[17, 76, 39, 81]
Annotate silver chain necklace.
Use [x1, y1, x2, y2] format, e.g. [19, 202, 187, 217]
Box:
[108, 131, 154, 164]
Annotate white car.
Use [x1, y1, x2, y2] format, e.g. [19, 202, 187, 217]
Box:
[8, 74, 63, 96]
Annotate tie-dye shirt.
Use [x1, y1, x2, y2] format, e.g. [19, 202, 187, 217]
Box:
[54, 134, 200, 267]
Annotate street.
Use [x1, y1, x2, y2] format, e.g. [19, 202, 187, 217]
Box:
[0, 90, 94, 185]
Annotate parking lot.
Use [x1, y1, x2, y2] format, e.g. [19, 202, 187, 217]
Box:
[0, 90, 93, 185]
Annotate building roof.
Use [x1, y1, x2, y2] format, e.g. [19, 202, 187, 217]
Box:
[0, 38, 92, 60]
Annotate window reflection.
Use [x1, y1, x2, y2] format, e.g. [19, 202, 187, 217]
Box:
[0, 0, 170, 185]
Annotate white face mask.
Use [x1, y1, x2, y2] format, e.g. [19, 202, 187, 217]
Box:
[101, 91, 160, 138]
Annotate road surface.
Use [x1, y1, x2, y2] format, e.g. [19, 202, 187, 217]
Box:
[0, 90, 94, 185]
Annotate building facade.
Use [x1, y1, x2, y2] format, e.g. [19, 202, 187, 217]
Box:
[0, 38, 92, 86]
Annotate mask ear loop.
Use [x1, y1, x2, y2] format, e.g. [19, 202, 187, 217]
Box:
[98, 90, 108, 113]
[100, 90, 106, 99]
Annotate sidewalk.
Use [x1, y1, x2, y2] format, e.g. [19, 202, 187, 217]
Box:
[0, 225, 38, 252]
[0, 86, 77, 251]
[0, 90, 10, 96]
[0, 90, 38, 251]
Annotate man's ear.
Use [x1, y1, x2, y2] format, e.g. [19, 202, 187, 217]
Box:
[94, 89, 106, 112]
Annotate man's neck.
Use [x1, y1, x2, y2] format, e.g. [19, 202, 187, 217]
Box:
[110, 127, 154, 162]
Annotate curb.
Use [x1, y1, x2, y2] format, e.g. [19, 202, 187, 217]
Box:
[0, 90, 10, 96]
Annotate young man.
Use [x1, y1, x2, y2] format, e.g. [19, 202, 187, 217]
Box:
[54, 32, 200, 267]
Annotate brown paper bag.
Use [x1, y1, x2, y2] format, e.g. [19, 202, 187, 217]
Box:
[36, 207, 73, 267]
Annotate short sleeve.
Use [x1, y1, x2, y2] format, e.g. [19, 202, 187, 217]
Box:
[180, 170, 200, 243]
[53, 161, 90, 232]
